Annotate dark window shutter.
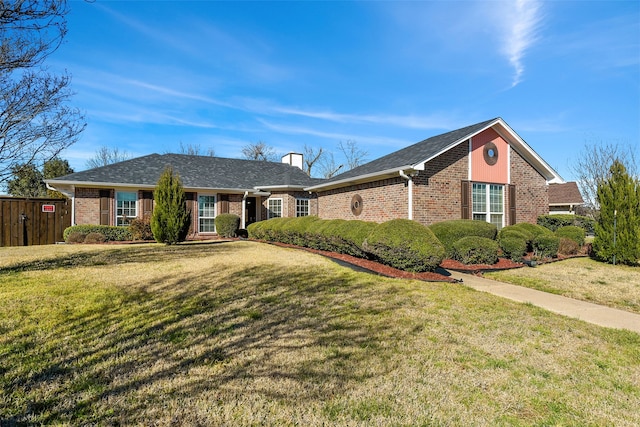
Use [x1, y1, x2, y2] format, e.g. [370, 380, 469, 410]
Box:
[142, 191, 153, 218]
[218, 194, 229, 214]
[509, 184, 516, 225]
[99, 190, 111, 225]
[461, 180, 471, 219]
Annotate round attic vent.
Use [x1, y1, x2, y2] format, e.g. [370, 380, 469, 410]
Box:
[351, 194, 363, 216]
[483, 142, 499, 166]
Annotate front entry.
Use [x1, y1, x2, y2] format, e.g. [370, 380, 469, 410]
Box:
[245, 197, 257, 226]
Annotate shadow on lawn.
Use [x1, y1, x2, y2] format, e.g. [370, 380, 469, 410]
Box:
[2, 243, 403, 425]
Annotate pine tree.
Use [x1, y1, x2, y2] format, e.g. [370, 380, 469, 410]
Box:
[592, 160, 640, 265]
[151, 167, 191, 245]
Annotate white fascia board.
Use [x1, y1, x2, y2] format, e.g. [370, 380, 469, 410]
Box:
[492, 120, 565, 184]
[254, 185, 307, 191]
[45, 179, 257, 194]
[305, 166, 415, 191]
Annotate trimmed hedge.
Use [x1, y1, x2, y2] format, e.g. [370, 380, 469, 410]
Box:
[64, 225, 133, 242]
[532, 234, 560, 259]
[429, 219, 498, 257]
[499, 236, 528, 262]
[537, 214, 595, 234]
[554, 225, 585, 246]
[363, 219, 445, 272]
[215, 213, 241, 238]
[452, 236, 499, 265]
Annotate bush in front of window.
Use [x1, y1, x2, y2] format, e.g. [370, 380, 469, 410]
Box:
[452, 236, 499, 265]
[64, 225, 133, 242]
[215, 214, 241, 238]
[363, 219, 445, 272]
[129, 217, 154, 241]
[429, 219, 498, 257]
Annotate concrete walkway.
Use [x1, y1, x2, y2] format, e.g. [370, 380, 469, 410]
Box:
[449, 272, 640, 334]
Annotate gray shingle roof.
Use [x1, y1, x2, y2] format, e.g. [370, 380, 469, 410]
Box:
[48, 154, 320, 190]
[318, 118, 499, 185]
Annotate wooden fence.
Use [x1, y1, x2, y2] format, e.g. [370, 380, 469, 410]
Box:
[0, 197, 71, 247]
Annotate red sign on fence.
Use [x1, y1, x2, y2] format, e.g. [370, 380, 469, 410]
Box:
[42, 204, 56, 213]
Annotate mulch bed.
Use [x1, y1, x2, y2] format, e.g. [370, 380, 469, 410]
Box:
[267, 242, 528, 283]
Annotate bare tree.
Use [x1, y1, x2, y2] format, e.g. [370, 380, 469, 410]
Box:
[317, 151, 344, 179]
[338, 140, 368, 170]
[0, 0, 86, 184]
[171, 141, 215, 156]
[570, 139, 638, 215]
[86, 146, 131, 169]
[302, 144, 325, 176]
[241, 141, 277, 161]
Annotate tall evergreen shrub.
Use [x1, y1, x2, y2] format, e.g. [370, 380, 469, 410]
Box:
[592, 160, 640, 265]
[151, 167, 191, 245]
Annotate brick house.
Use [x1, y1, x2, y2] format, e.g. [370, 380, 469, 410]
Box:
[46, 154, 321, 238]
[306, 117, 562, 228]
[46, 117, 564, 237]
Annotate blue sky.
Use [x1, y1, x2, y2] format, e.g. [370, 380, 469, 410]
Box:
[52, 0, 639, 180]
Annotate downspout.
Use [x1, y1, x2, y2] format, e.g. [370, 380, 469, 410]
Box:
[399, 170, 413, 220]
[242, 191, 248, 229]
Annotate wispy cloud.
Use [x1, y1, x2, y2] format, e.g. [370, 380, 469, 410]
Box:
[500, 0, 544, 87]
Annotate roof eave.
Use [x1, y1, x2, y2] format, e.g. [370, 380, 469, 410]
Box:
[305, 166, 415, 192]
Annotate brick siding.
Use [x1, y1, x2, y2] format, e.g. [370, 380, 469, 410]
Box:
[510, 147, 549, 223]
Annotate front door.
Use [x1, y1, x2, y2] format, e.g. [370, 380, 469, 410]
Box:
[245, 197, 257, 226]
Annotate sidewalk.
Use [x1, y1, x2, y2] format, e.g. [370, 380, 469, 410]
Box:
[449, 272, 640, 334]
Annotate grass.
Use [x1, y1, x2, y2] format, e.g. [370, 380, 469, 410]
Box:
[1, 241, 639, 425]
[485, 257, 640, 314]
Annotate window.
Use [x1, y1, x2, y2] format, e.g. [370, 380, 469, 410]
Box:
[472, 183, 504, 229]
[198, 195, 216, 233]
[116, 192, 137, 226]
[267, 198, 282, 219]
[296, 199, 309, 217]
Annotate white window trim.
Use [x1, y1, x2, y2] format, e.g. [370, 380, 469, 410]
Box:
[115, 191, 138, 226]
[472, 183, 505, 229]
[295, 198, 310, 217]
[198, 194, 217, 234]
[267, 198, 283, 219]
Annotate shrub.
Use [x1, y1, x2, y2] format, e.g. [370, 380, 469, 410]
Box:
[281, 216, 321, 247]
[555, 225, 585, 246]
[66, 231, 87, 243]
[452, 236, 499, 265]
[84, 232, 107, 244]
[532, 234, 560, 259]
[64, 225, 132, 242]
[499, 223, 552, 252]
[363, 219, 445, 272]
[429, 219, 498, 257]
[215, 213, 241, 238]
[558, 237, 580, 256]
[151, 167, 191, 245]
[499, 236, 528, 262]
[129, 217, 154, 241]
[538, 214, 595, 234]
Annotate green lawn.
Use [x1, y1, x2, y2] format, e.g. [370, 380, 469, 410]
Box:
[1, 241, 639, 425]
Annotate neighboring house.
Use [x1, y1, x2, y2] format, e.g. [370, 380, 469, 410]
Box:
[548, 182, 584, 214]
[46, 117, 564, 238]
